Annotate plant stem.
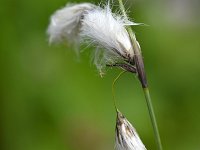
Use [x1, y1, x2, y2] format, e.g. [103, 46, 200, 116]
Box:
[143, 87, 163, 150]
[117, 0, 163, 149]
[118, 0, 137, 46]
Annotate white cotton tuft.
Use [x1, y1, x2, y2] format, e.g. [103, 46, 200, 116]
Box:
[47, 3, 95, 44]
[81, 4, 135, 60]
[115, 111, 147, 150]
[47, 3, 141, 74]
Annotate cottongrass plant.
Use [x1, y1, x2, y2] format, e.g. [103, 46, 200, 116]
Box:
[48, 1, 162, 150]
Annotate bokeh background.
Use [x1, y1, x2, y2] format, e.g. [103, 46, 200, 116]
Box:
[1, 0, 200, 149]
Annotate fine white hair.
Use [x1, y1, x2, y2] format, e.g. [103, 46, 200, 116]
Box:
[47, 3, 96, 44]
[115, 111, 147, 150]
[81, 4, 135, 59]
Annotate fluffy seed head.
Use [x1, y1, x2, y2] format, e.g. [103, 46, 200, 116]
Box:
[47, 3, 141, 74]
[115, 111, 147, 150]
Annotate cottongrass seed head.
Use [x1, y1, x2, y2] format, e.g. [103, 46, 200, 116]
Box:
[47, 2, 140, 74]
[115, 111, 146, 150]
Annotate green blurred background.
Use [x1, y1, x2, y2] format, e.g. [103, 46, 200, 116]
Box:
[1, 0, 200, 149]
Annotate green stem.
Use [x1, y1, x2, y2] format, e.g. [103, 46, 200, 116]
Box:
[143, 88, 163, 150]
[117, 0, 163, 149]
[118, 0, 137, 47]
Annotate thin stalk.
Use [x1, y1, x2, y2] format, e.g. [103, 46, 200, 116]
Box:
[117, 0, 163, 149]
[112, 71, 127, 112]
[143, 88, 163, 150]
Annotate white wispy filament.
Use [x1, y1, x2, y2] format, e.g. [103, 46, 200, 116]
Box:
[47, 3, 139, 72]
[81, 4, 134, 59]
[47, 3, 95, 44]
[115, 111, 146, 150]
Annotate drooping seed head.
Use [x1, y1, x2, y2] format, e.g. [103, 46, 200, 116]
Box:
[47, 2, 145, 77]
[115, 111, 147, 150]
